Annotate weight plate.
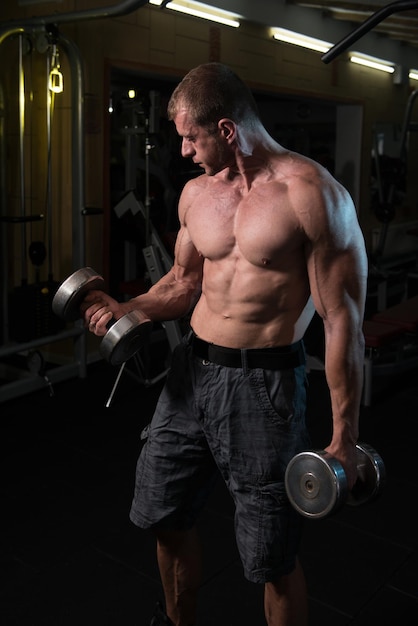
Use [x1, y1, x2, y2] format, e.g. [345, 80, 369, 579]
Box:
[52, 267, 105, 321]
[100, 311, 153, 365]
[347, 443, 386, 506]
[285, 450, 348, 519]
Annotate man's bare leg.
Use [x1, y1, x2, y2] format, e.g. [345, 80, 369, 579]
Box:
[264, 558, 308, 626]
[155, 527, 202, 626]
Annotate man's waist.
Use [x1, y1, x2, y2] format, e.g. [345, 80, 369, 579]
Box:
[189, 332, 305, 370]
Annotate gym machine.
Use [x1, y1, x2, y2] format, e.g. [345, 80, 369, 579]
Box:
[0, 2, 152, 404]
[51, 188, 185, 409]
[0, 27, 89, 403]
[322, 0, 418, 264]
[105, 98, 185, 406]
[322, 1, 418, 403]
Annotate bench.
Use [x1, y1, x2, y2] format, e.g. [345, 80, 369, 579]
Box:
[371, 294, 418, 333]
[362, 319, 405, 349]
[362, 295, 418, 406]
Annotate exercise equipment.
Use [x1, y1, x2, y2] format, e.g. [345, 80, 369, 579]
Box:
[0, 28, 89, 404]
[321, 3, 418, 266]
[285, 442, 386, 519]
[52, 267, 152, 365]
[362, 295, 418, 406]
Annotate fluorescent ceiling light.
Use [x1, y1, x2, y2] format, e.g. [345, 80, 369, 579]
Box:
[409, 70, 418, 81]
[271, 28, 332, 53]
[349, 54, 395, 73]
[149, 0, 240, 28]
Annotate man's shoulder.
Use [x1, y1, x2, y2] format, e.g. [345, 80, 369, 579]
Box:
[182, 173, 208, 194]
[274, 152, 342, 198]
[275, 149, 326, 175]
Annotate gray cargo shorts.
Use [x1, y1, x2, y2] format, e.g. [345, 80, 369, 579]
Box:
[130, 331, 311, 583]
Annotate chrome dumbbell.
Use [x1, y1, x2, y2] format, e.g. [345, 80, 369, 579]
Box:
[52, 267, 152, 366]
[285, 442, 386, 519]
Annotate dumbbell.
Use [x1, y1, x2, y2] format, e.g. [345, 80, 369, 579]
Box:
[284, 442, 386, 519]
[52, 267, 152, 366]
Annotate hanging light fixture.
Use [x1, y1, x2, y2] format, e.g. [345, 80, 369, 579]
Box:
[49, 44, 64, 93]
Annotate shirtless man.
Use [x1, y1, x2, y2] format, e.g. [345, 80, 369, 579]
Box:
[82, 63, 368, 626]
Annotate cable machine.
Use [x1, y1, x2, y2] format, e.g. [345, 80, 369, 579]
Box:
[0, 1, 151, 403]
[0, 27, 87, 403]
[322, 1, 418, 308]
[107, 99, 184, 406]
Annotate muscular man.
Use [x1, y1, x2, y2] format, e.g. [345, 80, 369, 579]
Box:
[82, 63, 368, 626]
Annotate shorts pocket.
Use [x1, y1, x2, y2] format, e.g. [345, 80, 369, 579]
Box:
[249, 367, 306, 427]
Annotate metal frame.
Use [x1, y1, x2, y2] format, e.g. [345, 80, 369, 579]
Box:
[0, 28, 87, 403]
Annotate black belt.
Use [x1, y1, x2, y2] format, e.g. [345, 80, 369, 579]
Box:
[190, 333, 305, 370]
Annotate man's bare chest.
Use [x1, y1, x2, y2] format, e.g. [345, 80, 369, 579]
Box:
[186, 191, 302, 268]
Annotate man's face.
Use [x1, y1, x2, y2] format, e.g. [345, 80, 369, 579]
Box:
[174, 109, 232, 176]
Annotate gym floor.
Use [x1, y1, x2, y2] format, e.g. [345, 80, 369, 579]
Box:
[1, 337, 418, 626]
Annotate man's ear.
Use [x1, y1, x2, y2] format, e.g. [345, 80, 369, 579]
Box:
[218, 118, 236, 142]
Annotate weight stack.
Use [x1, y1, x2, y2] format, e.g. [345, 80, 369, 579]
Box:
[8, 281, 66, 342]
